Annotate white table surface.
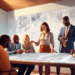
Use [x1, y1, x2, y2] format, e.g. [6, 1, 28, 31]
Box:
[9, 53, 75, 64]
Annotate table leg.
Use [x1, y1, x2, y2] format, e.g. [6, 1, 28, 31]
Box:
[39, 65, 43, 75]
[45, 66, 50, 75]
[74, 68, 75, 75]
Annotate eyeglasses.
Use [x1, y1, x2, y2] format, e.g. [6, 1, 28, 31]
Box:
[62, 20, 68, 24]
[62, 22, 67, 24]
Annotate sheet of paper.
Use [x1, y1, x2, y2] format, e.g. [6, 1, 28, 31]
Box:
[9, 53, 75, 64]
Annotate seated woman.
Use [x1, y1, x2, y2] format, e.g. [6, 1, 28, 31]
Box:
[21, 34, 35, 75]
[21, 34, 35, 53]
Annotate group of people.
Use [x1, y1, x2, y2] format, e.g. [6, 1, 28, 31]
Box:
[0, 16, 75, 75]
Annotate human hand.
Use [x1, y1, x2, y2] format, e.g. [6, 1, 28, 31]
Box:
[51, 49, 58, 53]
[51, 47, 54, 53]
[71, 50, 75, 58]
[53, 50, 58, 53]
[60, 37, 65, 41]
[70, 50, 75, 55]
[60, 37, 67, 41]
[30, 41, 34, 43]
[15, 50, 24, 54]
[28, 50, 33, 53]
[63, 37, 68, 41]
[26, 50, 33, 53]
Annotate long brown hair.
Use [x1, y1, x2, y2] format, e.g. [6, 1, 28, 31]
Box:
[40, 22, 50, 32]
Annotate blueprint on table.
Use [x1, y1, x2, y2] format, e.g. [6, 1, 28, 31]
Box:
[9, 53, 75, 64]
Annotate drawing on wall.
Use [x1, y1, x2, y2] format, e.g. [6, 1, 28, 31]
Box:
[7, 6, 75, 52]
[7, 17, 19, 38]
[31, 13, 40, 23]
[19, 15, 31, 33]
[68, 8, 75, 25]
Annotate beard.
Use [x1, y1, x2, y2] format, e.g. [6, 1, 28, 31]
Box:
[15, 41, 19, 44]
[65, 22, 69, 26]
[6, 43, 9, 48]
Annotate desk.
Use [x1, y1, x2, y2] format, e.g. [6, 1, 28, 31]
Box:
[9, 53, 75, 75]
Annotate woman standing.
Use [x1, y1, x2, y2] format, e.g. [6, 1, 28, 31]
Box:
[21, 34, 35, 75]
[31, 22, 54, 75]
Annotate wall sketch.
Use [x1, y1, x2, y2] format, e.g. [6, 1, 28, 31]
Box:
[19, 15, 31, 33]
[7, 17, 19, 38]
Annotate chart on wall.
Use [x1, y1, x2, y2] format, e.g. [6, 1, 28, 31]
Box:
[7, 6, 75, 52]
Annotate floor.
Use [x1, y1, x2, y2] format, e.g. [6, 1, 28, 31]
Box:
[31, 71, 70, 75]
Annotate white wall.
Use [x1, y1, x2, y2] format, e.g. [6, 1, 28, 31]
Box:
[0, 9, 7, 35]
[7, 0, 75, 74]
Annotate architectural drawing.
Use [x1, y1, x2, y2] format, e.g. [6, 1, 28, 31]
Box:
[9, 53, 75, 64]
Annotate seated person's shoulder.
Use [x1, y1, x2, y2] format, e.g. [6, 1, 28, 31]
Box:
[10, 43, 13, 46]
[21, 43, 24, 46]
[0, 46, 9, 61]
[19, 43, 21, 45]
[21, 43, 25, 48]
[17, 43, 21, 46]
[0, 45, 8, 54]
[1, 48, 9, 58]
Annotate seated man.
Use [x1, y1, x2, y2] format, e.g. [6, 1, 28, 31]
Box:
[7, 35, 23, 54]
[0, 35, 17, 75]
[8, 34, 35, 75]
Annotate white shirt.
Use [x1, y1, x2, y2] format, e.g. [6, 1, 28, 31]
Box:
[21, 43, 35, 53]
[37, 32, 54, 47]
[65, 24, 71, 34]
[14, 44, 17, 50]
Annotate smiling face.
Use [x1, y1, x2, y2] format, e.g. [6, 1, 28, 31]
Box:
[62, 19, 70, 26]
[13, 35, 19, 44]
[40, 22, 50, 32]
[25, 35, 30, 43]
[41, 24, 47, 32]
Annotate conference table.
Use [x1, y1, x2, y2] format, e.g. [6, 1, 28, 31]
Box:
[9, 53, 75, 75]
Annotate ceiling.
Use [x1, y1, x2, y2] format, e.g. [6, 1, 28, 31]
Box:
[0, 0, 61, 11]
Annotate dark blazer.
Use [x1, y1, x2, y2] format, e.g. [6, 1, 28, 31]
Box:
[7, 43, 21, 51]
[58, 25, 75, 53]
